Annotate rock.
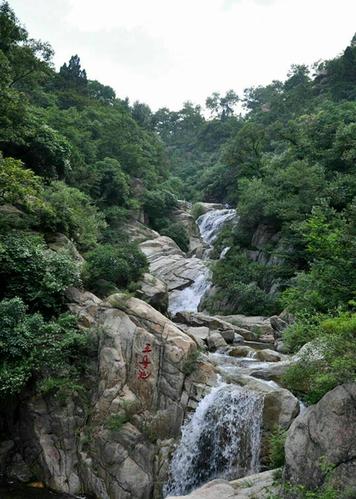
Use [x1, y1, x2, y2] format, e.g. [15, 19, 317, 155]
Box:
[229, 346, 255, 358]
[285, 383, 356, 491]
[175, 312, 257, 342]
[270, 315, 288, 335]
[5, 290, 201, 499]
[255, 349, 282, 362]
[165, 469, 279, 498]
[185, 326, 209, 349]
[46, 233, 84, 263]
[140, 236, 209, 311]
[7, 453, 33, 482]
[137, 273, 168, 312]
[218, 329, 235, 344]
[125, 219, 160, 243]
[275, 340, 289, 354]
[187, 326, 209, 340]
[230, 469, 280, 497]
[166, 479, 236, 499]
[216, 314, 274, 340]
[207, 332, 227, 351]
[249, 360, 294, 383]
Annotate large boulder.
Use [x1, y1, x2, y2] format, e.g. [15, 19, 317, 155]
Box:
[165, 469, 279, 498]
[2, 290, 203, 499]
[137, 273, 168, 312]
[285, 383, 356, 492]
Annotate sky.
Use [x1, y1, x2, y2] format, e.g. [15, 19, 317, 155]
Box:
[8, 0, 356, 111]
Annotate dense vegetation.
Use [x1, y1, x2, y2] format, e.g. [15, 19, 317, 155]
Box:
[149, 36, 356, 403]
[0, 1, 177, 398]
[0, 0, 355, 413]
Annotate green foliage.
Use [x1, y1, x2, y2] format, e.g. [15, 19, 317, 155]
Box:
[191, 203, 205, 220]
[143, 189, 177, 230]
[84, 243, 147, 295]
[42, 181, 106, 250]
[38, 376, 86, 401]
[161, 222, 189, 252]
[267, 426, 287, 468]
[106, 413, 131, 431]
[0, 297, 89, 398]
[207, 250, 279, 315]
[283, 313, 324, 353]
[283, 313, 356, 403]
[282, 204, 355, 314]
[86, 157, 130, 207]
[0, 154, 42, 205]
[0, 232, 80, 313]
[106, 401, 141, 431]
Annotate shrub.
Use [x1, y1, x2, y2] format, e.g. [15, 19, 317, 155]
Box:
[0, 232, 80, 313]
[143, 189, 177, 230]
[84, 242, 147, 295]
[267, 426, 287, 468]
[42, 181, 106, 250]
[191, 203, 205, 220]
[283, 313, 356, 404]
[0, 298, 89, 398]
[283, 312, 324, 353]
[161, 222, 190, 252]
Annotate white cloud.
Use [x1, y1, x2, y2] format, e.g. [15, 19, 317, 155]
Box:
[9, 0, 356, 110]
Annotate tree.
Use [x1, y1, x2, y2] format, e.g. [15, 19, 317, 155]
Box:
[59, 54, 87, 89]
[206, 90, 239, 120]
[88, 80, 116, 104]
[0, 1, 53, 89]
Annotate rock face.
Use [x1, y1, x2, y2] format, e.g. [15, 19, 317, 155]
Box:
[1, 290, 215, 499]
[139, 236, 209, 311]
[285, 383, 356, 492]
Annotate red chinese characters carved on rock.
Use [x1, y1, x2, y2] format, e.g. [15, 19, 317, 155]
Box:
[138, 343, 152, 380]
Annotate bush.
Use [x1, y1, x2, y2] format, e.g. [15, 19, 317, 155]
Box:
[42, 181, 106, 250]
[283, 312, 324, 353]
[143, 189, 177, 230]
[0, 232, 80, 313]
[161, 222, 190, 252]
[267, 426, 287, 468]
[283, 313, 356, 404]
[0, 298, 89, 398]
[191, 203, 205, 220]
[84, 242, 147, 295]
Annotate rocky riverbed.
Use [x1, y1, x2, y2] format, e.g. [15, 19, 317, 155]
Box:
[1, 203, 355, 499]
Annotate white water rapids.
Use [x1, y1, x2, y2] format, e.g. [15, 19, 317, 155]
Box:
[168, 208, 237, 314]
[164, 382, 264, 496]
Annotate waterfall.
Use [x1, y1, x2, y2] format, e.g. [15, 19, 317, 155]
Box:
[164, 383, 264, 497]
[197, 209, 237, 245]
[168, 208, 237, 315]
[169, 267, 212, 315]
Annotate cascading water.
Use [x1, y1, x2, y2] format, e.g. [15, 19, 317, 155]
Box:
[197, 208, 237, 245]
[168, 207, 237, 314]
[169, 267, 212, 315]
[164, 383, 264, 497]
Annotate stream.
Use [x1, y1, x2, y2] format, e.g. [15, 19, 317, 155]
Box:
[164, 206, 297, 497]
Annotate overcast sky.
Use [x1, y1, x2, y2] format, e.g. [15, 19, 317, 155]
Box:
[8, 0, 356, 111]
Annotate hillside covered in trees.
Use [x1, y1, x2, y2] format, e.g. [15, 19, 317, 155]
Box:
[0, 1, 355, 497]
